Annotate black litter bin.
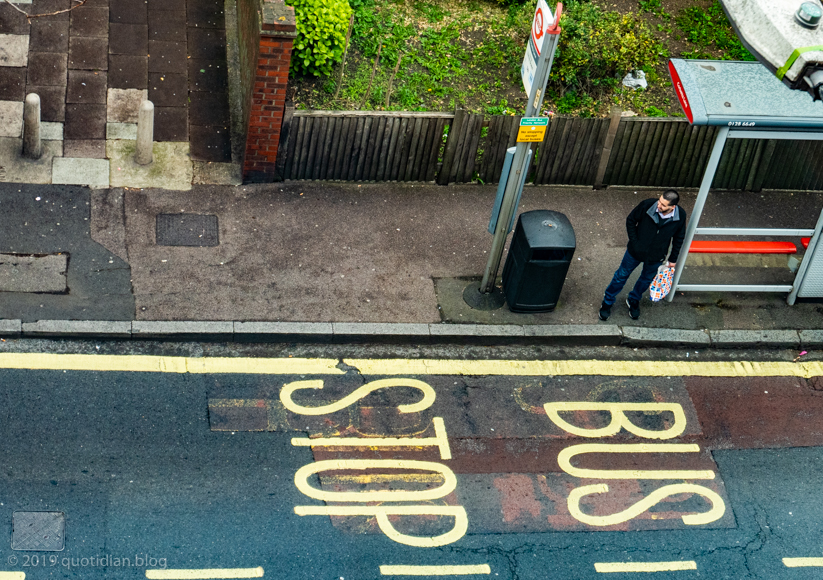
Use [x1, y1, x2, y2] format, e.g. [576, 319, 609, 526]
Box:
[502, 210, 575, 312]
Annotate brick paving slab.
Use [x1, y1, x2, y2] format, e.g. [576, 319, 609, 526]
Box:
[69, 6, 109, 37]
[188, 59, 227, 92]
[186, 1, 225, 29]
[148, 10, 186, 42]
[0, 137, 62, 184]
[189, 90, 228, 125]
[63, 139, 105, 158]
[109, 0, 147, 25]
[64, 103, 106, 139]
[68, 36, 107, 70]
[29, 20, 69, 53]
[154, 106, 188, 141]
[189, 124, 231, 162]
[108, 23, 148, 55]
[0, 100, 23, 137]
[31, 0, 70, 21]
[148, 40, 187, 73]
[26, 52, 67, 86]
[148, 72, 187, 107]
[41, 121, 63, 140]
[106, 87, 147, 123]
[66, 69, 106, 103]
[0, 33, 29, 67]
[187, 28, 225, 61]
[51, 156, 109, 187]
[26, 85, 65, 121]
[106, 122, 137, 140]
[0, 4, 30, 35]
[148, 0, 186, 11]
[107, 55, 147, 89]
[0, 67, 26, 100]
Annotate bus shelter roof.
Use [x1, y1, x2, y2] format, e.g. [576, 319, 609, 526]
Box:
[668, 59, 823, 129]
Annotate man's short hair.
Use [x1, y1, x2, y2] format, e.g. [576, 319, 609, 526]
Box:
[662, 189, 680, 206]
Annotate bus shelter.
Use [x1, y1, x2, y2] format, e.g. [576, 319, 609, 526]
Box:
[666, 58, 823, 304]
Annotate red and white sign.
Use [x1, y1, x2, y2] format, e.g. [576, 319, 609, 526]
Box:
[522, 0, 555, 93]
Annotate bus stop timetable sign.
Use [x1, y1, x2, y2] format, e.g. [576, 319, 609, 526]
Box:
[517, 117, 549, 142]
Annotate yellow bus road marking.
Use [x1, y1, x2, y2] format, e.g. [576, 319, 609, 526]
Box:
[380, 565, 491, 575]
[783, 558, 823, 567]
[145, 568, 264, 579]
[0, 573, 25, 580]
[345, 359, 823, 378]
[0, 353, 820, 379]
[595, 561, 697, 573]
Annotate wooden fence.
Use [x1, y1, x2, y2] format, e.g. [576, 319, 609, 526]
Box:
[276, 109, 823, 191]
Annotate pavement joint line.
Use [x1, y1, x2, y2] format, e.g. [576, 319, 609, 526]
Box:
[379, 565, 491, 575]
[594, 561, 697, 573]
[0, 353, 821, 377]
[783, 558, 823, 567]
[145, 568, 264, 579]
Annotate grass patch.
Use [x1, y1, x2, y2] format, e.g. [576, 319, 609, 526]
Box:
[288, 0, 758, 117]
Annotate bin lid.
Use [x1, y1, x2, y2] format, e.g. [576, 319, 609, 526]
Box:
[519, 210, 575, 250]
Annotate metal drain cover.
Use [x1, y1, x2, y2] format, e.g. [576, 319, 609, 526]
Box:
[12, 511, 65, 551]
[156, 214, 219, 247]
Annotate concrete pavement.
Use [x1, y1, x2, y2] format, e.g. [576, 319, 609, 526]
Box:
[0, 181, 821, 346]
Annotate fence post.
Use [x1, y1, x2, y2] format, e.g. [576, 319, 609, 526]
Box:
[274, 102, 295, 180]
[593, 106, 622, 189]
[437, 109, 466, 185]
[135, 100, 154, 165]
[22, 93, 42, 160]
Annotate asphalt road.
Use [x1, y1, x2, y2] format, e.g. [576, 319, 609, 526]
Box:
[0, 341, 821, 579]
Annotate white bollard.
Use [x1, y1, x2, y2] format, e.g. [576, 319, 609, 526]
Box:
[135, 100, 154, 165]
[22, 93, 42, 160]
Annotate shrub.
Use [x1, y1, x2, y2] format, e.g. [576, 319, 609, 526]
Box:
[551, 0, 664, 92]
[290, 0, 353, 76]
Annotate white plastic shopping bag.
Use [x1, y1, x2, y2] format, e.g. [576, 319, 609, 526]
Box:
[649, 265, 674, 302]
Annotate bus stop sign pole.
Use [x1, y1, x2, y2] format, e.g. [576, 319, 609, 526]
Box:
[479, 2, 562, 295]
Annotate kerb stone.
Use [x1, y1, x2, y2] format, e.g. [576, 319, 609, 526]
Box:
[22, 320, 132, 338]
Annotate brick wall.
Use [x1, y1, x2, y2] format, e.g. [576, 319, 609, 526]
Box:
[243, 0, 296, 182]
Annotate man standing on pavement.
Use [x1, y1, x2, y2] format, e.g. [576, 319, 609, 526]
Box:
[599, 190, 686, 321]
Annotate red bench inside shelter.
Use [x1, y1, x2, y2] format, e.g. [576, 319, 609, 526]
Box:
[689, 241, 798, 254]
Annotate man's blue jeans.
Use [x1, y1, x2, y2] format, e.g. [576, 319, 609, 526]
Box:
[603, 250, 662, 305]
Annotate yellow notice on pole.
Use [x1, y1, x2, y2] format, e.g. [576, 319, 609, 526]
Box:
[517, 117, 549, 142]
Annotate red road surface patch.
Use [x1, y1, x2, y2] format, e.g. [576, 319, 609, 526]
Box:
[686, 376, 823, 449]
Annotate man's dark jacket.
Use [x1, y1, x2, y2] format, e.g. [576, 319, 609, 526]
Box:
[626, 198, 687, 264]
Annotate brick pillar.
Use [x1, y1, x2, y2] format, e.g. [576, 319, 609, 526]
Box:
[243, 0, 296, 182]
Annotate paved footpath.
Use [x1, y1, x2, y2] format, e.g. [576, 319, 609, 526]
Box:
[0, 0, 236, 190]
[2, 182, 823, 349]
[0, 349, 822, 579]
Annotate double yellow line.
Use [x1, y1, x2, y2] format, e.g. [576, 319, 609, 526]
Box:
[0, 353, 819, 378]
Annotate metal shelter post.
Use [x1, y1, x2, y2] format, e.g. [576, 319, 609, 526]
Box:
[666, 126, 729, 302]
[788, 208, 823, 305]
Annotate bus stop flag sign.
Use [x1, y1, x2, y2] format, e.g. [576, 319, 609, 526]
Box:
[522, 0, 554, 94]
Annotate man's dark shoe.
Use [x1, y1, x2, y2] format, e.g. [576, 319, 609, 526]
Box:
[627, 298, 640, 320]
[598, 301, 612, 321]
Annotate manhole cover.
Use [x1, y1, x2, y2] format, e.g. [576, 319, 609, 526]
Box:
[12, 512, 65, 551]
[156, 214, 219, 247]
